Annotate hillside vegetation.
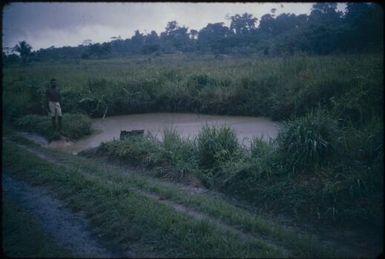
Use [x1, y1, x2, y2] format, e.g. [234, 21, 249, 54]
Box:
[3, 53, 383, 230]
[4, 54, 382, 122]
[4, 3, 382, 61]
[2, 2, 383, 257]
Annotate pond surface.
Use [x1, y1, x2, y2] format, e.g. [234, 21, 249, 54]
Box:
[46, 113, 280, 154]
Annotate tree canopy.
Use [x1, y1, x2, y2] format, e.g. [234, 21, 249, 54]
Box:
[4, 3, 383, 63]
[12, 40, 32, 64]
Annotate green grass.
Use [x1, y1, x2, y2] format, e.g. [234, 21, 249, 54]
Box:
[276, 108, 340, 173]
[15, 113, 92, 140]
[3, 54, 382, 122]
[2, 136, 356, 257]
[196, 125, 239, 169]
[97, 118, 383, 230]
[2, 194, 72, 258]
[2, 52, 383, 256]
[3, 141, 285, 257]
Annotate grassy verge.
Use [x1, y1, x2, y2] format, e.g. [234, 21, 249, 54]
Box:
[2, 135, 349, 257]
[97, 119, 384, 230]
[3, 122, 381, 257]
[3, 141, 285, 257]
[2, 194, 72, 257]
[14, 113, 92, 141]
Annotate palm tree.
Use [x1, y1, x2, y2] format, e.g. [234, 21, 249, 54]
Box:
[13, 40, 32, 64]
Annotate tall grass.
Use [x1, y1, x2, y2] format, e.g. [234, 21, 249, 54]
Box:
[276, 109, 340, 173]
[3, 54, 382, 122]
[4, 53, 383, 230]
[98, 115, 383, 229]
[15, 113, 92, 140]
[98, 134, 161, 166]
[196, 125, 239, 169]
[160, 128, 198, 179]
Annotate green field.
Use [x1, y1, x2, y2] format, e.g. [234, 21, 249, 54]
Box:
[4, 53, 383, 121]
[2, 53, 384, 256]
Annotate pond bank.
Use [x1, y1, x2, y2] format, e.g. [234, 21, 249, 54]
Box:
[27, 113, 280, 154]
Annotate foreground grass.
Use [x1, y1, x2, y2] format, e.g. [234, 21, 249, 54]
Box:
[98, 121, 384, 231]
[3, 134, 358, 257]
[3, 141, 285, 258]
[4, 54, 382, 226]
[2, 194, 71, 258]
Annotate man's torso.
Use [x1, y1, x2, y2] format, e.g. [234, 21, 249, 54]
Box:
[46, 88, 61, 102]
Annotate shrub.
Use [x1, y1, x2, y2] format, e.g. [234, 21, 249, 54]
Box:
[221, 137, 281, 197]
[276, 109, 340, 173]
[196, 125, 239, 169]
[98, 129, 200, 181]
[250, 137, 275, 160]
[159, 128, 199, 178]
[187, 74, 214, 89]
[15, 113, 92, 140]
[99, 134, 162, 166]
[15, 114, 51, 134]
[61, 114, 92, 139]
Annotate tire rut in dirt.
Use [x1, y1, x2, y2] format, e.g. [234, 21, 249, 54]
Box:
[7, 140, 291, 256]
[3, 173, 132, 258]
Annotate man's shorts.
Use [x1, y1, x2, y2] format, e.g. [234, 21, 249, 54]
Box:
[48, 101, 62, 117]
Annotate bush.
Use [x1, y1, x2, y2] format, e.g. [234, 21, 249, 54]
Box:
[276, 109, 340, 173]
[250, 137, 275, 160]
[61, 114, 92, 139]
[221, 137, 280, 197]
[15, 113, 92, 140]
[15, 114, 51, 135]
[187, 74, 214, 90]
[159, 128, 199, 179]
[196, 125, 239, 169]
[99, 129, 199, 179]
[99, 134, 162, 166]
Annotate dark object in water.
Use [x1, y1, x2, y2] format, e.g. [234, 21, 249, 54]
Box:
[120, 130, 144, 140]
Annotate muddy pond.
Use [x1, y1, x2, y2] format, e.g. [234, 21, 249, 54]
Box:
[44, 113, 280, 154]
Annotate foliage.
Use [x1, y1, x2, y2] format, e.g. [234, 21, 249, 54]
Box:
[96, 113, 383, 228]
[4, 3, 382, 61]
[12, 41, 32, 64]
[160, 128, 199, 179]
[99, 134, 161, 166]
[196, 125, 239, 169]
[3, 143, 283, 258]
[3, 47, 383, 228]
[3, 54, 382, 123]
[276, 109, 340, 173]
[15, 113, 92, 140]
[99, 129, 199, 180]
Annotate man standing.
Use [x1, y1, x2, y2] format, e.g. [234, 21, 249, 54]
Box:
[46, 78, 62, 131]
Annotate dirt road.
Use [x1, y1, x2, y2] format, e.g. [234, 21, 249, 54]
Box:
[3, 172, 131, 258]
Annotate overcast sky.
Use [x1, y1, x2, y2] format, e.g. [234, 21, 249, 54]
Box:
[3, 2, 347, 51]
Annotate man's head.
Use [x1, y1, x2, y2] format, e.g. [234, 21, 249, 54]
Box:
[50, 78, 57, 88]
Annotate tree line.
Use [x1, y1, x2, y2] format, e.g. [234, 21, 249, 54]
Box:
[4, 3, 383, 63]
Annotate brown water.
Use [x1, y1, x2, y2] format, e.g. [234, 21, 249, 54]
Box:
[45, 113, 280, 154]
